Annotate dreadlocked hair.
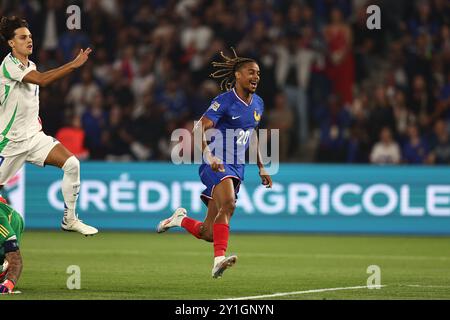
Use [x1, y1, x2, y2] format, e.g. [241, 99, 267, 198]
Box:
[210, 47, 256, 91]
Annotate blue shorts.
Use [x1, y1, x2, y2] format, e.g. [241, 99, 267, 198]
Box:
[199, 164, 242, 206]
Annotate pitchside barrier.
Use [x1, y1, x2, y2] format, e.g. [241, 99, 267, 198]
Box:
[12, 163, 450, 234]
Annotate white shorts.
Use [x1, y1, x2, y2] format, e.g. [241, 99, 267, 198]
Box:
[0, 131, 60, 185]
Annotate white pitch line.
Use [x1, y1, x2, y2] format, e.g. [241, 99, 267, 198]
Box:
[405, 284, 450, 288]
[222, 285, 387, 300]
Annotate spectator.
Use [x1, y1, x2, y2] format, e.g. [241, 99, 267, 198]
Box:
[266, 92, 294, 161]
[315, 94, 351, 162]
[368, 85, 397, 144]
[58, 29, 90, 63]
[370, 127, 401, 164]
[274, 30, 314, 147]
[402, 124, 429, 164]
[393, 90, 415, 138]
[81, 92, 108, 159]
[408, 74, 435, 130]
[131, 94, 166, 160]
[56, 113, 89, 160]
[92, 47, 114, 87]
[65, 68, 101, 115]
[181, 14, 213, 52]
[103, 106, 134, 161]
[427, 119, 450, 164]
[323, 7, 355, 106]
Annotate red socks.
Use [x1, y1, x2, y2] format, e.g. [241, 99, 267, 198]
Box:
[213, 223, 229, 257]
[181, 218, 230, 257]
[181, 217, 202, 239]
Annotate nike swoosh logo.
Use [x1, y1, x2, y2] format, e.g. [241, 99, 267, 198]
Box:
[232, 116, 241, 120]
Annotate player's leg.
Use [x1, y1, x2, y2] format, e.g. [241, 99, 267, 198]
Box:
[0, 152, 27, 200]
[156, 201, 218, 242]
[0, 154, 19, 280]
[211, 178, 238, 278]
[42, 142, 97, 235]
[181, 199, 218, 242]
[44, 142, 78, 219]
[179, 163, 221, 241]
[196, 200, 218, 242]
[157, 164, 219, 240]
[26, 132, 97, 235]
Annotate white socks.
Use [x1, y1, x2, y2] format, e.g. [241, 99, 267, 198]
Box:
[214, 256, 225, 266]
[61, 156, 80, 221]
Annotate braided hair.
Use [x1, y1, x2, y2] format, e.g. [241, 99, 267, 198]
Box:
[210, 47, 256, 91]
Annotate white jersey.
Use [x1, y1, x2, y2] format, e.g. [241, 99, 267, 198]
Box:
[0, 53, 41, 149]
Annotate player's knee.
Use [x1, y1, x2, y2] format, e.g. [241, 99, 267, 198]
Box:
[62, 156, 80, 175]
[220, 200, 236, 216]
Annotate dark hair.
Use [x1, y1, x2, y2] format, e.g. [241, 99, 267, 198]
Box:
[210, 47, 256, 91]
[0, 16, 29, 44]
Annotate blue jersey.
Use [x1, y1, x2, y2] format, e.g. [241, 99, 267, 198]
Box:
[202, 88, 264, 179]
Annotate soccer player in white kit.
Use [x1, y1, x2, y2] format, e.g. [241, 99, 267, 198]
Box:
[0, 16, 97, 236]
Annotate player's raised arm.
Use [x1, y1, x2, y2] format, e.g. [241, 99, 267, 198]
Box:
[193, 116, 225, 172]
[23, 48, 92, 87]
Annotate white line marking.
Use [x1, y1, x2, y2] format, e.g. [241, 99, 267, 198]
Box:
[221, 285, 387, 300]
[405, 285, 450, 288]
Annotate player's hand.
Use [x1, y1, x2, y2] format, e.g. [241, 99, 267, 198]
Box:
[72, 48, 92, 68]
[0, 280, 14, 294]
[205, 152, 225, 172]
[259, 168, 272, 188]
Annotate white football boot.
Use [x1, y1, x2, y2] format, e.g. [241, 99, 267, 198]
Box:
[156, 208, 187, 233]
[61, 212, 98, 236]
[212, 255, 238, 279]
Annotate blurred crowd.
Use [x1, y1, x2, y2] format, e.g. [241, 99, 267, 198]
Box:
[1, 0, 449, 164]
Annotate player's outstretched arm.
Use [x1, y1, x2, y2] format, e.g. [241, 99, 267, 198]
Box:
[22, 48, 92, 87]
[0, 250, 22, 294]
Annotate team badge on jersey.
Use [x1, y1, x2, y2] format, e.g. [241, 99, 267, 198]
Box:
[254, 110, 261, 122]
[210, 101, 220, 111]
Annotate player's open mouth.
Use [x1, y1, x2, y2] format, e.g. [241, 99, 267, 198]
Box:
[27, 45, 33, 49]
[250, 81, 257, 89]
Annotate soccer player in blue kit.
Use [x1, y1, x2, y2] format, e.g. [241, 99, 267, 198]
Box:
[157, 49, 273, 278]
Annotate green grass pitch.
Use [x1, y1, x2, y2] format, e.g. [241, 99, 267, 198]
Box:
[3, 231, 450, 299]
